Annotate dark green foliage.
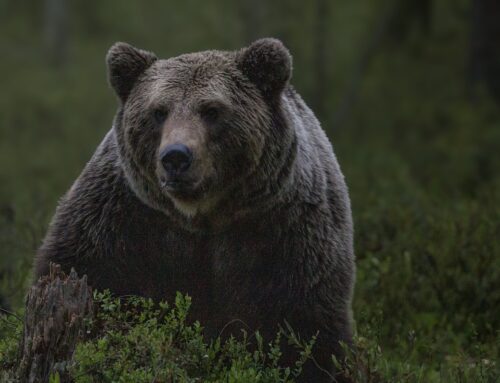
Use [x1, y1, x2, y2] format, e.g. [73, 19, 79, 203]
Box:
[0, 310, 23, 382]
[1, 292, 498, 382]
[70, 292, 313, 382]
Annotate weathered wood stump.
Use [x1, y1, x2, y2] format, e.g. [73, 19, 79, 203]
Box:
[17, 264, 93, 383]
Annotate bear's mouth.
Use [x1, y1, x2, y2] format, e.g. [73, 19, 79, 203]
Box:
[160, 178, 189, 192]
[164, 180, 189, 192]
[159, 177, 204, 201]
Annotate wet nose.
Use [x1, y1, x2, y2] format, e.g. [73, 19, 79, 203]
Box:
[160, 144, 193, 175]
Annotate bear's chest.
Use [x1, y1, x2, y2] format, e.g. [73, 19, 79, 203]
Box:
[114, 212, 293, 334]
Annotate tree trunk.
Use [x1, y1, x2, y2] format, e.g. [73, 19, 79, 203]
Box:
[468, 0, 500, 102]
[332, 4, 397, 129]
[388, 0, 433, 41]
[238, 0, 265, 43]
[17, 264, 93, 383]
[44, 0, 68, 68]
[312, 0, 329, 119]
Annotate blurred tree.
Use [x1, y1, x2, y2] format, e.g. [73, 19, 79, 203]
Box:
[0, 273, 9, 312]
[333, 2, 396, 128]
[312, 0, 329, 118]
[387, 0, 433, 42]
[44, 0, 68, 67]
[468, 0, 500, 102]
[238, 0, 265, 43]
[0, 206, 15, 312]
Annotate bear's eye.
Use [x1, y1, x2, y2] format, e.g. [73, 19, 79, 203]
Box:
[201, 107, 220, 122]
[153, 109, 168, 124]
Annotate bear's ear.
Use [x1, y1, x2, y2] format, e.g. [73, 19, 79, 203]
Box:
[106, 42, 157, 102]
[237, 38, 292, 99]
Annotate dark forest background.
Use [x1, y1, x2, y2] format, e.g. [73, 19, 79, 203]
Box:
[1, 0, 499, 381]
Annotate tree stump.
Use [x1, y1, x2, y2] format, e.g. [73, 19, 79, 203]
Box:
[17, 264, 93, 383]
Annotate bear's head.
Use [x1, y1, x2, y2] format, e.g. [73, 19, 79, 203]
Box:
[107, 39, 296, 229]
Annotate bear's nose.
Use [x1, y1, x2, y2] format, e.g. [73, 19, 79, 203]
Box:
[160, 144, 193, 175]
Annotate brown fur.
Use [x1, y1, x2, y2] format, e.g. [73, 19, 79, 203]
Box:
[34, 39, 355, 382]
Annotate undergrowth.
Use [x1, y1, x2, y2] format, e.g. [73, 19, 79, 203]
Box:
[1, 291, 498, 382]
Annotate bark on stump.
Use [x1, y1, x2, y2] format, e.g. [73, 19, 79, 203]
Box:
[18, 264, 93, 383]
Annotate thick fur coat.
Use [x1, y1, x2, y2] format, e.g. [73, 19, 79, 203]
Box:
[34, 39, 355, 382]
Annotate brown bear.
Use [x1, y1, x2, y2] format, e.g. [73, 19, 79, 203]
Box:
[34, 38, 355, 382]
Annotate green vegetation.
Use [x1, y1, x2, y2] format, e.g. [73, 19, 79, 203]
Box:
[1, 291, 498, 382]
[70, 292, 313, 383]
[1, 0, 499, 382]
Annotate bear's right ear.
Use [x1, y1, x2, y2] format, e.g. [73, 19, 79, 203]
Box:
[106, 42, 157, 102]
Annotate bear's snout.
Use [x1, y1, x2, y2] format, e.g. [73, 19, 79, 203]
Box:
[160, 144, 193, 177]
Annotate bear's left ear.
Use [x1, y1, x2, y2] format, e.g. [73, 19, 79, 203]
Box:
[237, 38, 292, 99]
[106, 42, 158, 102]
